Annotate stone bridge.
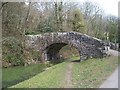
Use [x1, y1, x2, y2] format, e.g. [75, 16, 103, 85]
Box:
[25, 31, 106, 62]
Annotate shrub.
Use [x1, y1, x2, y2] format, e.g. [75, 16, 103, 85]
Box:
[2, 37, 24, 67]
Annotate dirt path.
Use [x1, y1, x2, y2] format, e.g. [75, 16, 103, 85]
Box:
[63, 62, 73, 88]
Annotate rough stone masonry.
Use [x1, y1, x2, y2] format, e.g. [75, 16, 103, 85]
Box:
[25, 31, 107, 62]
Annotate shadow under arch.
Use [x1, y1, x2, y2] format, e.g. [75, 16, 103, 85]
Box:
[41, 42, 81, 62]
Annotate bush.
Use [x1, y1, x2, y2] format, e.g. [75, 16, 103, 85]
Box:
[2, 37, 24, 67]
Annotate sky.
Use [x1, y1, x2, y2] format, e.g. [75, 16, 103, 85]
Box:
[78, 0, 119, 17]
[24, 0, 119, 16]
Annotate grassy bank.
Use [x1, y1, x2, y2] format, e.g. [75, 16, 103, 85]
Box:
[2, 64, 46, 88]
[11, 62, 68, 88]
[10, 56, 118, 88]
[72, 56, 118, 88]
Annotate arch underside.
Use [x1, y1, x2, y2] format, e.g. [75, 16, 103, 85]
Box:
[41, 43, 82, 61]
[41, 42, 103, 62]
[43, 43, 67, 61]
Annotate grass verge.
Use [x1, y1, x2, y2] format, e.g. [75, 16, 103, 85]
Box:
[72, 56, 118, 88]
[10, 62, 68, 88]
[9, 56, 118, 88]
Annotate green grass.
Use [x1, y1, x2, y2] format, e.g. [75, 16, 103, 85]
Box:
[67, 56, 80, 61]
[72, 56, 118, 88]
[10, 62, 68, 88]
[2, 64, 46, 88]
[9, 56, 118, 88]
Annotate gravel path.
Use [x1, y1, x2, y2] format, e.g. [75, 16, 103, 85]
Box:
[108, 49, 120, 56]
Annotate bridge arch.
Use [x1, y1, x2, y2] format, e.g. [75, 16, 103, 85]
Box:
[26, 31, 106, 63]
[41, 42, 82, 62]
